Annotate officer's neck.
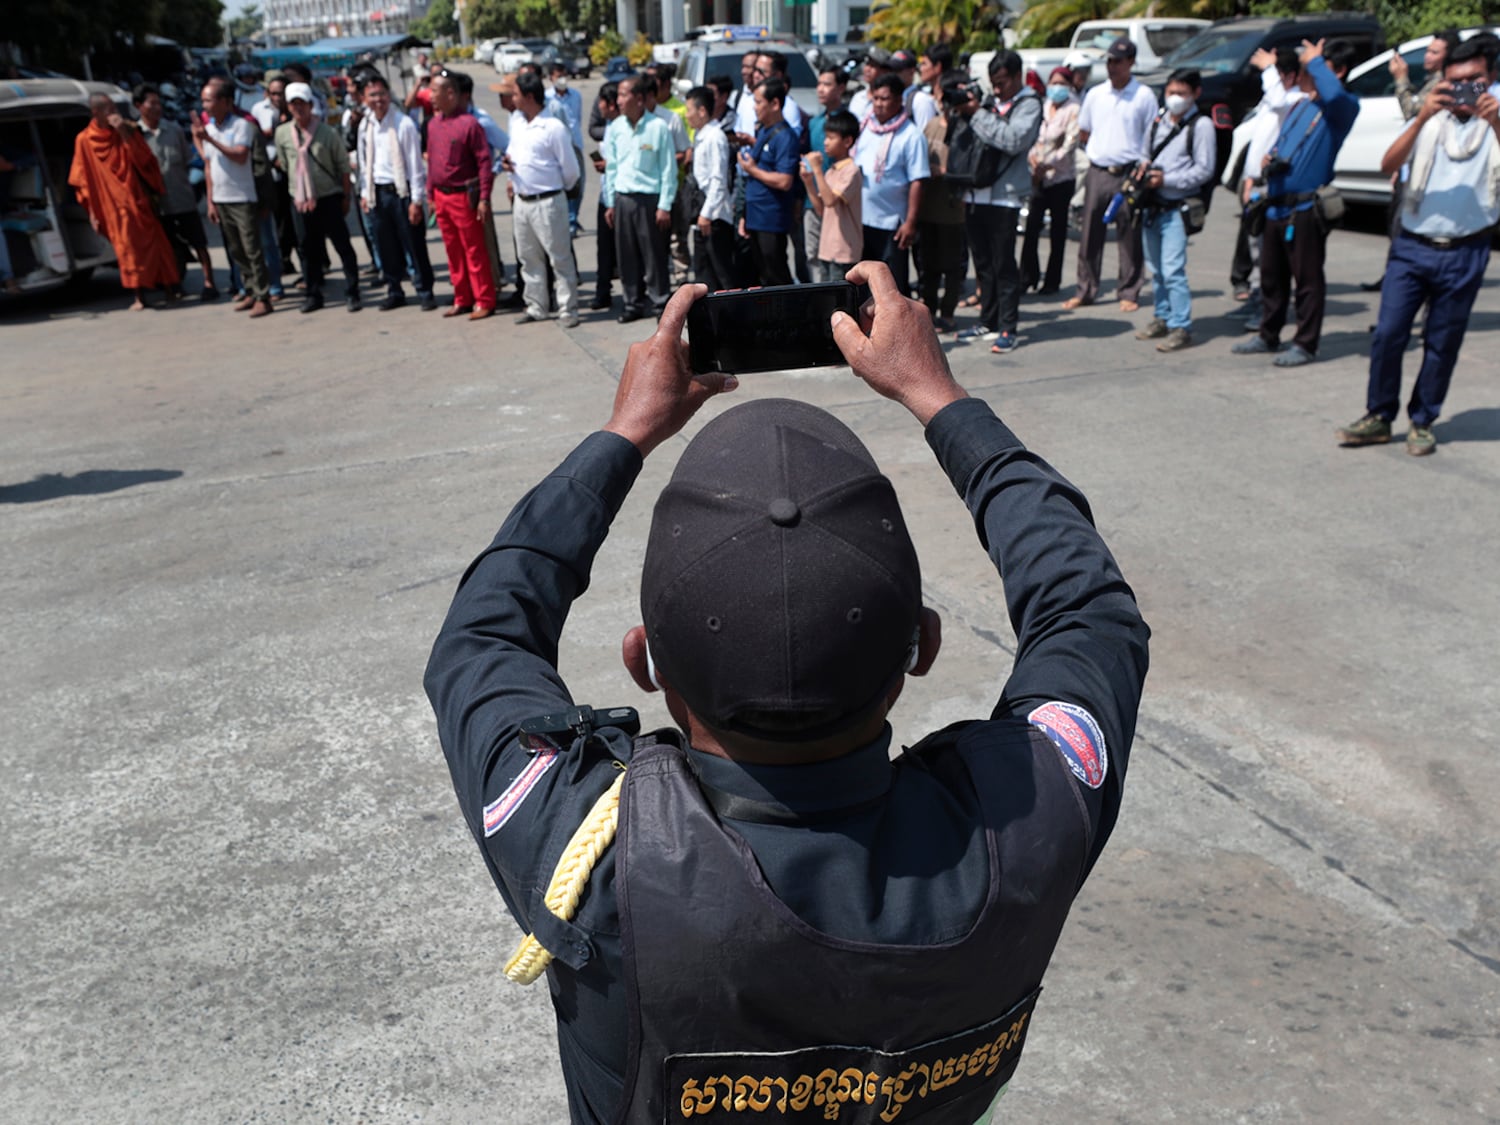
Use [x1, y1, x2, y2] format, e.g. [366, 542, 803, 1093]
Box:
[679, 702, 892, 767]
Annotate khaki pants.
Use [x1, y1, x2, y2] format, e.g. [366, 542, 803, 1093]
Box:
[218, 200, 269, 301]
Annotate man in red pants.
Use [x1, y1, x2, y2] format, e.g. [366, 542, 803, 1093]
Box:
[428, 70, 496, 320]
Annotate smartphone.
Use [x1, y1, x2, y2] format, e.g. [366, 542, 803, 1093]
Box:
[589, 149, 602, 162]
[1449, 79, 1484, 108]
[688, 282, 864, 375]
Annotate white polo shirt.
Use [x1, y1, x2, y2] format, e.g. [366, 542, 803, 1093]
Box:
[1079, 78, 1158, 167]
[204, 113, 258, 204]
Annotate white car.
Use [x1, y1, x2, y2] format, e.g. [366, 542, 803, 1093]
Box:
[492, 43, 532, 75]
[1222, 28, 1500, 205]
[474, 39, 502, 65]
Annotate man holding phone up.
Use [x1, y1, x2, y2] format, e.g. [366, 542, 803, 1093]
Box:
[1339, 39, 1500, 457]
[1231, 39, 1359, 367]
[425, 262, 1149, 1123]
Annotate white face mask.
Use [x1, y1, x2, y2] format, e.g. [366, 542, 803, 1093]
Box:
[1165, 94, 1193, 117]
[554, 76, 569, 91]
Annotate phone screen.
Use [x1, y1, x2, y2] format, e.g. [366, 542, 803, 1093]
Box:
[687, 282, 864, 374]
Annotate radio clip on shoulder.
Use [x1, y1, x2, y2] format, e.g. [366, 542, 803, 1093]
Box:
[519, 705, 641, 753]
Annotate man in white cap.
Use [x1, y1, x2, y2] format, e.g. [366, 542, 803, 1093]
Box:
[274, 82, 362, 313]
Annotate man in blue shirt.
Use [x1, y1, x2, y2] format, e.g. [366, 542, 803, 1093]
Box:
[855, 74, 929, 295]
[737, 79, 801, 286]
[602, 74, 678, 322]
[547, 60, 587, 236]
[1232, 38, 1359, 367]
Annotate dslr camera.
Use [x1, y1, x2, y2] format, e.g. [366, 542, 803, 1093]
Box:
[1120, 164, 1159, 211]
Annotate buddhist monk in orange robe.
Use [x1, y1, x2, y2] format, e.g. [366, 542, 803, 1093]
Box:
[68, 94, 182, 309]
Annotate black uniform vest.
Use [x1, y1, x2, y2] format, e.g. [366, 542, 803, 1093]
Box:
[613, 724, 1090, 1124]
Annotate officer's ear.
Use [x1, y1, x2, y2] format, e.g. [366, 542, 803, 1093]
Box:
[622, 625, 664, 693]
[909, 606, 942, 677]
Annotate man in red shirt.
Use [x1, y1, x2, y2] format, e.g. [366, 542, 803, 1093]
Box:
[428, 70, 497, 319]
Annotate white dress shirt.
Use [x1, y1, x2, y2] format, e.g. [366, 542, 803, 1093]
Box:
[506, 110, 581, 196]
[359, 105, 427, 206]
[692, 119, 732, 223]
[734, 90, 803, 136]
[1079, 78, 1159, 167]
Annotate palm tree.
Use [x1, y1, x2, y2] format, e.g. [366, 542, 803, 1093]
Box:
[1014, 0, 1115, 46]
[1108, 0, 1248, 17]
[868, 0, 1006, 52]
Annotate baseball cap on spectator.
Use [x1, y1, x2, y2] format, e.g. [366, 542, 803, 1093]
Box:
[1106, 38, 1136, 61]
[890, 49, 918, 72]
[1063, 50, 1096, 70]
[264, 68, 285, 85]
[864, 47, 894, 69]
[285, 82, 315, 104]
[640, 399, 923, 743]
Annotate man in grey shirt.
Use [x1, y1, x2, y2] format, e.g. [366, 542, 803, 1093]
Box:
[1132, 68, 1216, 352]
[134, 83, 218, 299]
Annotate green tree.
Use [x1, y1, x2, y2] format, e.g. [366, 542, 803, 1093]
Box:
[412, 0, 458, 40]
[867, 0, 1007, 52]
[226, 3, 262, 42]
[160, 0, 226, 46]
[1013, 0, 1114, 47]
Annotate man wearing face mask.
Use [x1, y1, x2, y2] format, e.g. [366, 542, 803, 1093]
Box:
[1338, 39, 1500, 457]
[548, 61, 587, 236]
[1231, 38, 1358, 368]
[1132, 69, 1216, 353]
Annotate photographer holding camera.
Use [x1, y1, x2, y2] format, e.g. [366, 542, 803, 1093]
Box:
[1231, 38, 1359, 368]
[1338, 39, 1500, 457]
[952, 52, 1042, 353]
[1132, 68, 1216, 353]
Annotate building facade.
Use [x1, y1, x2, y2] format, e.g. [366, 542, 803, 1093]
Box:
[616, 0, 869, 46]
[264, 0, 431, 45]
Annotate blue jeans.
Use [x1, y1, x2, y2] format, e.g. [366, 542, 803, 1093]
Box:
[1142, 206, 1190, 330]
[1367, 231, 1490, 426]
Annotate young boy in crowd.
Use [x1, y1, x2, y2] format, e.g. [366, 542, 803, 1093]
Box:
[798, 110, 862, 282]
[684, 85, 734, 291]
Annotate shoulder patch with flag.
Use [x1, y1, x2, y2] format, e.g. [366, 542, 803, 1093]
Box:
[483, 749, 559, 837]
[1028, 701, 1107, 789]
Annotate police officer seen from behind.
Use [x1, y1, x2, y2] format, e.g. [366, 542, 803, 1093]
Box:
[1133, 68, 1217, 353]
[426, 260, 1151, 1124]
[1338, 38, 1500, 457]
[1232, 38, 1359, 368]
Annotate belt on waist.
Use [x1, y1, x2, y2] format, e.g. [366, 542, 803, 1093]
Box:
[1400, 227, 1494, 251]
[517, 189, 562, 202]
[431, 184, 470, 195]
[1265, 190, 1319, 211]
[374, 182, 402, 193]
[1092, 162, 1130, 176]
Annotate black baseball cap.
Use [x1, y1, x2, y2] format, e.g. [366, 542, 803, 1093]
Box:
[641, 400, 922, 742]
[1106, 38, 1137, 61]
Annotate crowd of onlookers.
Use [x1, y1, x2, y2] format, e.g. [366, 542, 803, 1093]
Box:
[43, 27, 1500, 457]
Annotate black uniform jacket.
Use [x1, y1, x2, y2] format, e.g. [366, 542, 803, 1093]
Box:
[425, 397, 1150, 1123]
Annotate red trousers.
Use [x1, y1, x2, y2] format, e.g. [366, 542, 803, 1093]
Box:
[433, 189, 496, 310]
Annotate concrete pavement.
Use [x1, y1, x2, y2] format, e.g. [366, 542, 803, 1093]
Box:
[2, 71, 1498, 1122]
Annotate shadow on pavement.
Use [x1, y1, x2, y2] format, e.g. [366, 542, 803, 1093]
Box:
[0, 469, 184, 504]
[1436, 407, 1500, 444]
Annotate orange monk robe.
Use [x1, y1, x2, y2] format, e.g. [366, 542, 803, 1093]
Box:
[67, 120, 181, 289]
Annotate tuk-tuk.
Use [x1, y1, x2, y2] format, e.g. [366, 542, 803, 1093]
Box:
[1, 79, 132, 296]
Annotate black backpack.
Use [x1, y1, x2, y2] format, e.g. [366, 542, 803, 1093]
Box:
[944, 114, 1004, 192]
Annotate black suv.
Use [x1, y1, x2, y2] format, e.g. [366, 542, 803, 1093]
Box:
[1134, 14, 1385, 174]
